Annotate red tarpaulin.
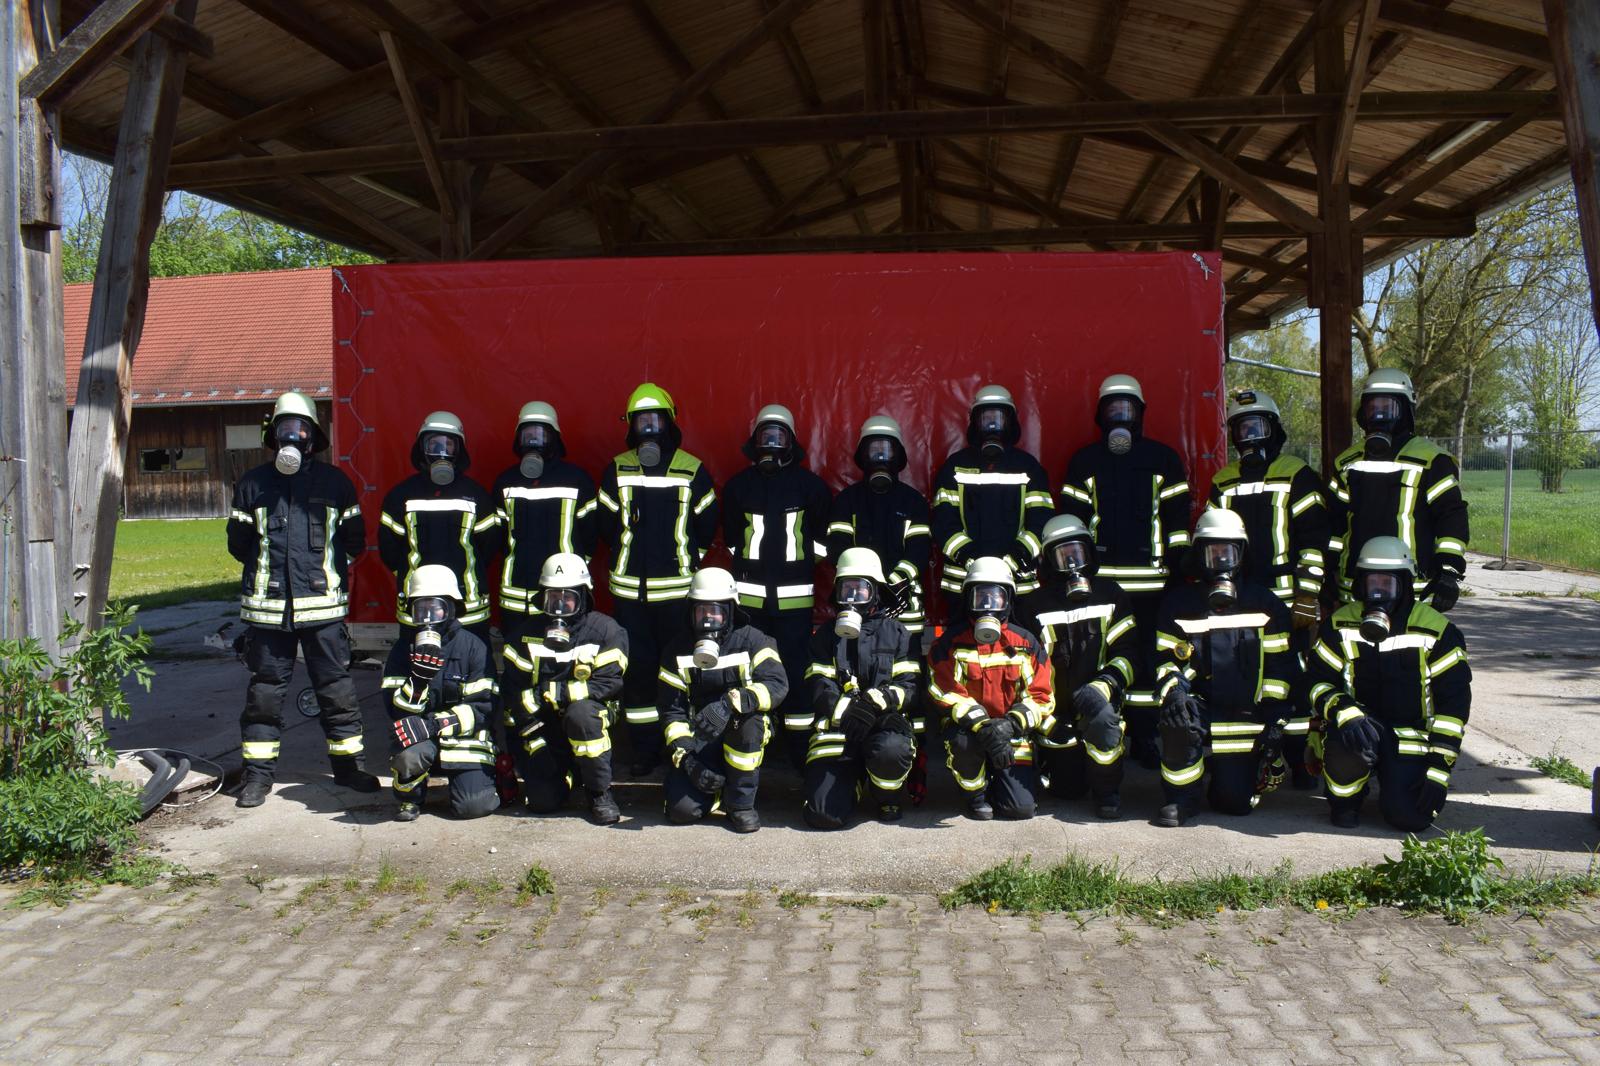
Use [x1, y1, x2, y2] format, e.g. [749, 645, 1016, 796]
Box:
[333, 252, 1225, 624]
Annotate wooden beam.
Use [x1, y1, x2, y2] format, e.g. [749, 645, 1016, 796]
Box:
[1368, 0, 1552, 70]
[755, 142, 874, 234]
[232, 0, 379, 71]
[65, 1, 196, 628]
[1045, 0, 1126, 212]
[20, 0, 181, 105]
[1352, 110, 1539, 230]
[1545, 0, 1600, 340]
[1331, 0, 1381, 180]
[379, 31, 455, 229]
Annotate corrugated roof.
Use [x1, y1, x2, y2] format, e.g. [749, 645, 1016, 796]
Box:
[64, 268, 333, 408]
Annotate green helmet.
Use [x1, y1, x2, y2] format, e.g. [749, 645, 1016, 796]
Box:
[1099, 374, 1145, 404]
[835, 547, 887, 585]
[626, 382, 677, 421]
[1227, 388, 1280, 422]
[1361, 368, 1417, 406]
[412, 410, 470, 472]
[1354, 535, 1417, 576]
[262, 390, 327, 451]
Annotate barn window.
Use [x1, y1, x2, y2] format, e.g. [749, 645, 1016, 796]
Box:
[138, 447, 208, 473]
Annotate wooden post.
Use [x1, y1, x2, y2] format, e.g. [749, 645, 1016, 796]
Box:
[63, 0, 196, 629]
[1544, 0, 1600, 341]
[439, 78, 472, 258]
[1313, 4, 1359, 473]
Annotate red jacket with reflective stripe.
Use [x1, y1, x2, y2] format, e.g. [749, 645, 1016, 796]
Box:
[928, 622, 1054, 731]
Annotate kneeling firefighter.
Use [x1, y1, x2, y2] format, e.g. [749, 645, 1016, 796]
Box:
[383, 565, 499, 821]
[1308, 536, 1471, 831]
[928, 557, 1055, 821]
[801, 548, 922, 829]
[1152, 510, 1298, 827]
[501, 553, 630, 825]
[658, 568, 789, 833]
[1021, 515, 1140, 819]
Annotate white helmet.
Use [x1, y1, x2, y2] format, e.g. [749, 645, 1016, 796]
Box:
[835, 547, 887, 585]
[689, 567, 738, 602]
[1361, 368, 1417, 406]
[1193, 507, 1248, 545]
[1227, 388, 1280, 422]
[539, 552, 591, 589]
[1099, 374, 1145, 404]
[970, 383, 1016, 414]
[964, 555, 1016, 592]
[515, 400, 560, 434]
[857, 413, 904, 447]
[1040, 513, 1092, 550]
[1355, 535, 1418, 576]
[406, 564, 463, 602]
[752, 403, 797, 435]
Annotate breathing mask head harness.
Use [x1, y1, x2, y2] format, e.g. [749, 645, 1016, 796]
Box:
[421, 432, 461, 486]
[690, 599, 733, 669]
[1357, 570, 1408, 644]
[1046, 536, 1095, 604]
[1098, 395, 1143, 456]
[272, 415, 314, 477]
[1199, 538, 1245, 611]
[539, 585, 584, 651]
[967, 581, 1011, 645]
[862, 436, 898, 494]
[1358, 393, 1408, 460]
[973, 404, 1011, 463]
[632, 410, 669, 469]
[753, 421, 793, 477]
[516, 421, 553, 480]
[833, 575, 877, 640]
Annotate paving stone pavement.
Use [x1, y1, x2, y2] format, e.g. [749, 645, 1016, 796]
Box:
[2, 874, 1598, 1065]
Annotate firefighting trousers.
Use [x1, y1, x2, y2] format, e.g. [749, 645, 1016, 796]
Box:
[389, 738, 498, 819]
[240, 622, 365, 776]
[513, 699, 616, 812]
[802, 717, 917, 829]
[1035, 700, 1124, 802]
[1121, 591, 1163, 764]
[1322, 720, 1440, 832]
[1158, 699, 1265, 815]
[744, 605, 814, 771]
[612, 597, 689, 762]
[663, 713, 771, 822]
[944, 724, 1039, 819]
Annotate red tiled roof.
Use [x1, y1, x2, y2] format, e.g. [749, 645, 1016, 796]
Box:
[64, 268, 333, 408]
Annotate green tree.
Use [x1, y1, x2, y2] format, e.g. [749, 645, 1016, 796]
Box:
[1226, 315, 1322, 465]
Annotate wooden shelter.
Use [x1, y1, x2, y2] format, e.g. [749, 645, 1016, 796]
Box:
[5, 0, 1600, 653]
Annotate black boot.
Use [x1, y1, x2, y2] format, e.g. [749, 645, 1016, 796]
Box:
[1330, 806, 1360, 829]
[1094, 792, 1121, 820]
[728, 808, 760, 833]
[878, 802, 903, 823]
[588, 789, 621, 826]
[966, 791, 994, 821]
[1155, 798, 1199, 828]
[330, 755, 380, 793]
[395, 802, 421, 822]
[236, 772, 272, 809]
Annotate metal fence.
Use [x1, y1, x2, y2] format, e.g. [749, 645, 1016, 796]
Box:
[1276, 430, 1600, 573]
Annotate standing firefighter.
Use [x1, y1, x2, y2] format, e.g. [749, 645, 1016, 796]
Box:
[1208, 388, 1329, 786]
[597, 383, 718, 775]
[826, 414, 932, 639]
[228, 391, 377, 808]
[1327, 369, 1469, 610]
[1059, 373, 1192, 765]
[659, 568, 788, 833]
[383, 566, 499, 821]
[501, 553, 628, 825]
[801, 548, 921, 828]
[931, 384, 1054, 620]
[1152, 510, 1297, 827]
[723, 403, 833, 768]
[378, 411, 500, 642]
[1021, 515, 1139, 819]
[1308, 537, 1471, 831]
[928, 557, 1055, 821]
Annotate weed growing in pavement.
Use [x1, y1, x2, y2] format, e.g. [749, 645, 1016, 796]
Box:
[777, 889, 818, 909]
[1530, 750, 1592, 789]
[515, 865, 555, 906]
[374, 854, 401, 893]
[941, 831, 1600, 925]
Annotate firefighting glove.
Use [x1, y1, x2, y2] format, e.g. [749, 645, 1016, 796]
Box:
[1071, 681, 1114, 725]
[516, 714, 545, 753]
[393, 712, 457, 749]
[1429, 570, 1462, 613]
[1291, 590, 1321, 630]
[840, 696, 878, 744]
[1254, 721, 1288, 795]
[1335, 713, 1382, 763]
[680, 750, 726, 794]
[1418, 760, 1450, 822]
[693, 698, 734, 743]
[1158, 686, 1196, 733]
[980, 717, 1016, 769]
[410, 648, 445, 684]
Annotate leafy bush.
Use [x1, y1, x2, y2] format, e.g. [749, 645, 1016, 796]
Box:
[0, 772, 140, 870]
[1368, 828, 1504, 921]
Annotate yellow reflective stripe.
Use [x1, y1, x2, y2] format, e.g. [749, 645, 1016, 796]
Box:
[242, 741, 280, 760]
[866, 767, 910, 790]
[1435, 537, 1466, 554]
[571, 730, 611, 759]
[659, 667, 688, 691]
[1162, 760, 1204, 786]
[569, 680, 590, 703]
[808, 743, 847, 763]
[1429, 715, 1465, 737]
[951, 649, 1032, 668]
[625, 706, 660, 723]
[326, 735, 364, 755]
[1059, 483, 1092, 503]
[1209, 722, 1264, 736]
[753, 647, 782, 669]
[891, 660, 920, 676]
[664, 721, 692, 744]
[1314, 641, 1344, 671]
[694, 490, 716, 515]
[593, 648, 627, 671]
[1261, 635, 1290, 652]
[1428, 648, 1466, 677]
[1425, 475, 1458, 503]
[1159, 481, 1189, 500]
[1426, 767, 1451, 786]
[1325, 772, 1367, 797]
[723, 744, 764, 772]
[1259, 680, 1290, 699]
[461, 677, 495, 696]
[1211, 739, 1259, 754]
[1084, 739, 1122, 765]
[380, 511, 406, 534]
[1334, 708, 1365, 728]
[805, 662, 838, 679]
[748, 683, 774, 713]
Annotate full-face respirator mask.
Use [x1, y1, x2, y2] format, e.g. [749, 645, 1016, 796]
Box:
[1200, 540, 1244, 611]
[517, 422, 553, 480]
[968, 582, 1011, 645]
[633, 410, 668, 469]
[1048, 538, 1094, 604]
[273, 416, 313, 476]
[690, 600, 731, 669]
[974, 405, 1010, 463]
[421, 433, 460, 486]
[833, 576, 876, 640]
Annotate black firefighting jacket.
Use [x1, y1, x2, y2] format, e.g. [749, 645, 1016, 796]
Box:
[596, 446, 718, 603]
[826, 481, 932, 633]
[723, 459, 832, 613]
[1208, 453, 1329, 606]
[1020, 576, 1140, 701]
[1326, 436, 1469, 597]
[379, 473, 500, 627]
[1060, 438, 1192, 596]
[658, 623, 789, 756]
[804, 614, 922, 749]
[492, 457, 600, 618]
[227, 459, 365, 630]
[501, 609, 628, 736]
[931, 445, 1053, 596]
[381, 620, 498, 768]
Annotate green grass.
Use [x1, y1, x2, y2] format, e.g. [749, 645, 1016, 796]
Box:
[109, 518, 237, 611]
[942, 831, 1599, 926]
[1460, 467, 1600, 573]
[1531, 751, 1594, 789]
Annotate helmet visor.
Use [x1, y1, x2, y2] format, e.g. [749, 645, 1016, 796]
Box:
[411, 595, 453, 626]
[421, 432, 459, 459]
[517, 423, 551, 453]
[835, 576, 876, 607]
[863, 437, 897, 465]
[541, 587, 581, 618]
[632, 410, 668, 437]
[1359, 571, 1401, 604]
[967, 582, 1010, 615]
[691, 601, 729, 634]
[1102, 397, 1139, 426]
[274, 416, 313, 448]
[1049, 539, 1091, 573]
[1201, 541, 1242, 574]
[975, 405, 1010, 436]
[755, 423, 791, 450]
[1231, 414, 1273, 447]
[1359, 394, 1403, 428]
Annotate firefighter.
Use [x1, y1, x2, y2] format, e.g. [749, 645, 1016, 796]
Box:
[501, 553, 628, 825]
[1308, 536, 1471, 831]
[1207, 388, 1329, 787]
[1151, 509, 1297, 827]
[597, 383, 719, 776]
[931, 384, 1054, 621]
[378, 411, 500, 645]
[801, 548, 921, 828]
[1020, 515, 1139, 820]
[659, 568, 789, 833]
[1327, 369, 1469, 611]
[228, 391, 378, 809]
[382, 565, 499, 821]
[826, 414, 932, 640]
[723, 403, 833, 770]
[1059, 373, 1191, 767]
[928, 557, 1055, 821]
[492, 401, 599, 709]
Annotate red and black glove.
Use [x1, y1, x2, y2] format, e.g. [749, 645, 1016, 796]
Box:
[393, 712, 457, 748]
